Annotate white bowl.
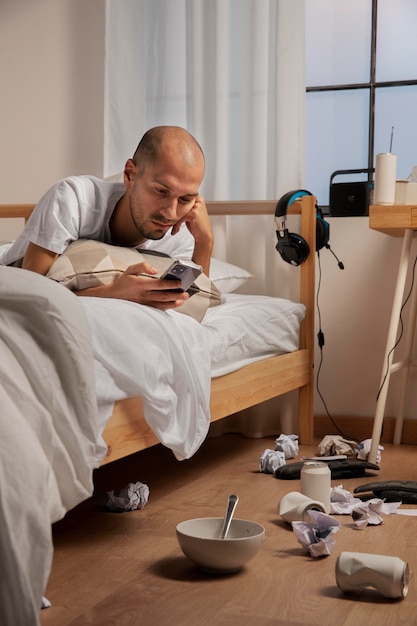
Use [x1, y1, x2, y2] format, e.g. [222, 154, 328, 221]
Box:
[176, 517, 265, 574]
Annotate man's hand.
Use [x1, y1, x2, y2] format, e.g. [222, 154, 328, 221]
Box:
[171, 195, 210, 241]
[171, 195, 213, 273]
[76, 261, 190, 310]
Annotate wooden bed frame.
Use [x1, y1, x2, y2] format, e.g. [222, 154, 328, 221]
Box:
[0, 196, 316, 464]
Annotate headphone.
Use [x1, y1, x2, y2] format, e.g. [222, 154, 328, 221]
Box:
[275, 189, 343, 269]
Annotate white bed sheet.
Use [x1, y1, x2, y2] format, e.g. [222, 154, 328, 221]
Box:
[204, 293, 305, 376]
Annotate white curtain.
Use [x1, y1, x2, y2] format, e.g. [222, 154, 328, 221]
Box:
[104, 0, 306, 297]
[104, 0, 305, 196]
[104, 0, 306, 434]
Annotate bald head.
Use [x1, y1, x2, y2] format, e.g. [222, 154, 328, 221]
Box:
[132, 126, 205, 175]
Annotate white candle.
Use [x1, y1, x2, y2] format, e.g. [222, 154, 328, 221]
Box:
[374, 153, 397, 205]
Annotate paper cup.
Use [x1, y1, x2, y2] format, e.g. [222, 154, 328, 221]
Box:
[278, 491, 326, 523]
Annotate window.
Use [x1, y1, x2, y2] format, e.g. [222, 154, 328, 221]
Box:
[305, 0, 417, 208]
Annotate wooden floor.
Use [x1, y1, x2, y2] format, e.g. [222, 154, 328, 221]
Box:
[40, 433, 417, 626]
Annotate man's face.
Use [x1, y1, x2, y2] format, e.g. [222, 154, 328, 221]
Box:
[128, 153, 204, 241]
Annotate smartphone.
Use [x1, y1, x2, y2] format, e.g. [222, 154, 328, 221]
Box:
[160, 259, 202, 292]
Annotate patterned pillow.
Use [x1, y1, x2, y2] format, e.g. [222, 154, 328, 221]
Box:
[46, 239, 223, 322]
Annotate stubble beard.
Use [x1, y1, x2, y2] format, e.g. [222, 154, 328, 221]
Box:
[129, 198, 173, 241]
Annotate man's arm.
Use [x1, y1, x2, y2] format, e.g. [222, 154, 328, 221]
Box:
[22, 242, 58, 275]
[22, 243, 189, 310]
[76, 262, 190, 310]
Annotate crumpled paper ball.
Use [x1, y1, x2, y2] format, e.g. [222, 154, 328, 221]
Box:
[352, 498, 401, 529]
[330, 484, 362, 515]
[106, 481, 150, 512]
[259, 434, 299, 474]
[275, 434, 299, 459]
[356, 438, 383, 465]
[259, 448, 286, 473]
[329, 484, 401, 528]
[317, 435, 357, 457]
[292, 510, 340, 558]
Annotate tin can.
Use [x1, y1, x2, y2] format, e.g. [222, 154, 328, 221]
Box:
[336, 551, 409, 599]
[300, 461, 331, 514]
[278, 491, 326, 523]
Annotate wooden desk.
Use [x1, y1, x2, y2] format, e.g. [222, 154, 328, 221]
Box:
[370, 204, 417, 235]
[368, 205, 417, 463]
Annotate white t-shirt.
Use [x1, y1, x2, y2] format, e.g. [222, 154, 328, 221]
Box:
[1, 175, 195, 266]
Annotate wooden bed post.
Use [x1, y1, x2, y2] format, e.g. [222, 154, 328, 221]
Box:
[208, 197, 316, 445]
[297, 194, 316, 444]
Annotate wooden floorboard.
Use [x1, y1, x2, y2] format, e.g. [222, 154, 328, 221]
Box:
[41, 433, 417, 626]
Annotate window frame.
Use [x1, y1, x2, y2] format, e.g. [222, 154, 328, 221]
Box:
[306, 0, 417, 208]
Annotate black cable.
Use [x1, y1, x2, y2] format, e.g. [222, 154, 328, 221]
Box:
[376, 254, 417, 401]
[315, 251, 358, 442]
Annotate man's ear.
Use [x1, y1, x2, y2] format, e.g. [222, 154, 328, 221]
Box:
[124, 159, 137, 186]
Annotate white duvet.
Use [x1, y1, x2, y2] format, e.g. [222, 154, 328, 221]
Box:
[80, 291, 305, 463]
[81, 297, 212, 462]
[0, 267, 101, 626]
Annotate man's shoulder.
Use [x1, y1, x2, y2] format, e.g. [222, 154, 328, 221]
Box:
[54, 175, 124, 194]
[44, 175, 125, 209]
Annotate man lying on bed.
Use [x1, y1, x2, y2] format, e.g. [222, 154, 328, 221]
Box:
[2, 125, 213, 312]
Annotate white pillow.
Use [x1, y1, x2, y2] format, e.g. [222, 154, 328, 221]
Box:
[209, 258, 252, 293]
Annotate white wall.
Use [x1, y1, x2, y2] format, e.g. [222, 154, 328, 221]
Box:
[215, 213, 415, 424]
[0, 0, 105, 205]
[316, 216, 416, 421]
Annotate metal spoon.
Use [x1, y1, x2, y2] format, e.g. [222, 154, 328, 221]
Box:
[220, 494, 239, 539]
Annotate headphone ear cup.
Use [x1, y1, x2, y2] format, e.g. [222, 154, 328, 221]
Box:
[316, 215, 329, 251]
[276, 230, 310, 266]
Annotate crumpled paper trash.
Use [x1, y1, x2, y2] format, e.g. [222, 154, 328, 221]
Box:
[275, 434, 299, 459]
[259, 448, 286, 473]
[106, 481, 150, 512]
[317, 435, 357, 457]
[330, 484, 402, 527]
[292, 509, 340, 558]
[352, 498, 401, 529]
[330, 484, 363, 515]
[259, 433, 299, 473]
[356, 438, 383, 465]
